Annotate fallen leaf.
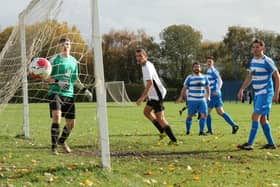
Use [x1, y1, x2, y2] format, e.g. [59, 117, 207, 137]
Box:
[193, 176, 200, 181]
[67, 164, 78, 170]
[31, 159, 38, 164]
[144, 171, 153, 175]
[143, 178, 151, 184]
[150, 179, 158, 183]
[82, 179, 93, 186]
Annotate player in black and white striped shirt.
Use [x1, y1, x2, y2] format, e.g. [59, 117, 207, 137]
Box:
[135, 48, 177, 145]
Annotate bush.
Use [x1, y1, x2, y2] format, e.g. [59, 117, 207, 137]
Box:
[125, 83, 179, 102]
[125, 83, 144, 101]
[165, 87, 179, 101]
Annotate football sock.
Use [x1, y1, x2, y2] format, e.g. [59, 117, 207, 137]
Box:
[262, 123, 275, 145]
[248, 121, 259, 145]
[152, 120, 164, 133]
[186, 117, 192, 133]
[267, 114, 270, 121]
[197, 113, 201, 120]
[199, 118, 206, 133]
[51, 123, 60, 148]
[164, 125, 177, 142]
[206, 115, 212, 132]
[222, 113, 236, 127]
[58, 126, 72, 144]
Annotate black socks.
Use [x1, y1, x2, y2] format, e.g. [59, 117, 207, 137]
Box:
[152, 120, 164, 133]
[51, 123, 60, 148]
[164, 125, 177, 142]
[58, 126, 72, 144]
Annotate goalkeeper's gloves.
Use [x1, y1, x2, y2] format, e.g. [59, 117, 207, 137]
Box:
[55, 80, 69, 90]
[82, 88, 93, 101]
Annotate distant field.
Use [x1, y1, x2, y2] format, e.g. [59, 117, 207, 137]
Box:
[0, 102, 280, 186]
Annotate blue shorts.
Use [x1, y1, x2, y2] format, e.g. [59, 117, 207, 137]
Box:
[187, 100, 208, 116]
[208, 94, 223, 108]
[253, 94, 273, 115]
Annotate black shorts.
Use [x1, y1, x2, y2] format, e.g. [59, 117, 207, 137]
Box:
[146, 99, 165, 113]
[49, 94, 75, 119]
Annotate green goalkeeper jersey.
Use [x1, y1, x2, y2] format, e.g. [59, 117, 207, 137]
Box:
[48, 54, 78, 98]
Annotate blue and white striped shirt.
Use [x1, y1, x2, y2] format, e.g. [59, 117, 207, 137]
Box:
[249, 55, 277, 96]
[206, 67, 222, 95]
[184, 74, 209, 101]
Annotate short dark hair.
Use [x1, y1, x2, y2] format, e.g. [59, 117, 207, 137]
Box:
[192, 62, 200, 68]
[59, 37, 71, 44]
[135, 48, 147, 56]
[207, 56, 214, 60]
[252, 39, 265, 47]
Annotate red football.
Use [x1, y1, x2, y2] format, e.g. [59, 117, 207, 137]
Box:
[29, 58, 52, 80]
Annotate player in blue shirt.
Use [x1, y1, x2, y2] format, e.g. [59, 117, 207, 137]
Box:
[206, 56, 239, 135]
[237, 39, 280, 150]
[177, 62, 210, 135]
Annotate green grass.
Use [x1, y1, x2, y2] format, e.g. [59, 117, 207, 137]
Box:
[1, 102, 280, 186]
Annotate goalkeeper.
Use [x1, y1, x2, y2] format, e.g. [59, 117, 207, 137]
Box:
[47, 37, 92, 155]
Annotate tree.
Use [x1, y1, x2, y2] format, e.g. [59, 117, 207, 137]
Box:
[254, 30, 280, 68]
[219, 26, 253, 79]
[222, 26, 280, 80]
[160, 24, 202, 86]
[102, 29, 159, 83]
[197, 40, 222, 64]
[0, 26, 14, 52]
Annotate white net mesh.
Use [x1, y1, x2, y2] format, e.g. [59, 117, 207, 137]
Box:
[105, 81, 132, 104]
[0, 0, 110, 166]
[0, 0, 95, 109]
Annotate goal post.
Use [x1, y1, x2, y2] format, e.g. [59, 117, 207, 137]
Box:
[0, 0, 110, 169]
[91, 0, 111, 169]
[19, 10, 30, 138]
[106, 81, 132, 104]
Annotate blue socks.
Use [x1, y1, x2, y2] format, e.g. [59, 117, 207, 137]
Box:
[186, 117, 206, 134]
[186, 117, 192, 133]
[222, 113, 236, 127]
[206, 115, 212, 132]
[248, 121, 259, 145]
[262, 123, 275, 145]
[207, 113, 236, 132]
[248, 122, 275, 146]
[199, 118, 206, 133]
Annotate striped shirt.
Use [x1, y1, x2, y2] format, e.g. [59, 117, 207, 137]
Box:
[184, 74, 209, 101]
[206, 66, 222, 94]
[249, 55, 277, 96]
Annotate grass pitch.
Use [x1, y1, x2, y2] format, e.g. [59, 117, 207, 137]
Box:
[0, 102, 280, 186]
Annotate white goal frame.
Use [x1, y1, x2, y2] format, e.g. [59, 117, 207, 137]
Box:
[17, 0, 110, 168]
[105, 81, 132, 104]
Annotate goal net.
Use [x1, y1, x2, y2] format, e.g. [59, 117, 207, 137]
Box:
[106, 81, 132, 104]
[0, 0, 110, 168]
